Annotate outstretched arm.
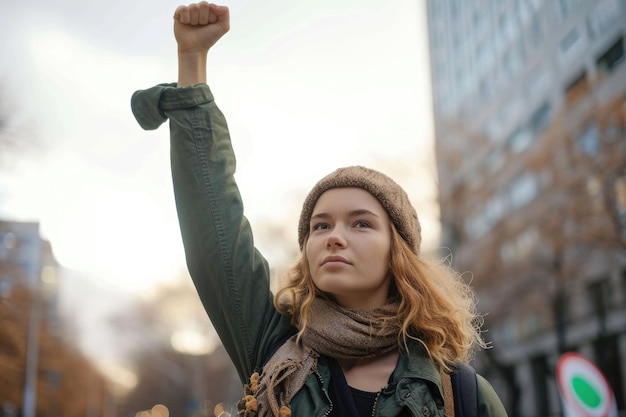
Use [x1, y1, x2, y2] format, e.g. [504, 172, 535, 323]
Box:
[173, 2, 230, 86]
[132, 3, 294, 382]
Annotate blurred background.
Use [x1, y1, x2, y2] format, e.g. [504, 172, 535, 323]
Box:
[0, 0, 625, 416]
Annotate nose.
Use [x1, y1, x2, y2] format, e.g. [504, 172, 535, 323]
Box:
[326, 227, 347, 249]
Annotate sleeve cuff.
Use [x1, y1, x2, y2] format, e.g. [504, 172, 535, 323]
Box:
[130, 83, 214, 130]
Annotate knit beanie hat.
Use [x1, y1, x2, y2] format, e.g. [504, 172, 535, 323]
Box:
[298, 166, 421, 254]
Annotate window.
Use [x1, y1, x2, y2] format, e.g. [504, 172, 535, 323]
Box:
[531, 355, 551, 416]
[553, 288, 570, 330]
[588, 278, 610, 317]
[479, 78, 491, 101]
[524, 313, 544, 336]
[520, 313, 540, 339]
[529, 102, 551, 135]
[605, 114, 625, 141]
[466, 174, 540, 238]
[510, 174, 539, 208]
[596, 36, 625, 73]
[517, 0, 532, 27]
[560, 27, 586, 66]
[587, 0, 622, 39]
[527, 66, 552, 102]
[486, 148, 505, 172]
[529, 0, 544, 13]
[500, 242, 516, 265]
[477, 41, 496, 77]
[561, 28, 580, 52]
[428, 0, 443, 19]
[565, 70, 590, 104]
[0, 232, 17, 260]
[503, 46, 524, 78]
[528, 15, 544, 46]
[500, 228, 539, 265]
[485, 194, 507, 224]
[473, 8, 488, 35]
[465, 212, 491, 239]
[507, 126, 534, 152]
[2, 232, 17, 249]
[499, 12, 519, 42]
[577, 122, 599, 155]
[592, 336, 625, 408]
[556, 0, 569, 19]
[517, 228, 539, 259]
[449, 0, 459, 19]
[501, 318, 519, 345]
[555, 0, 584, 19]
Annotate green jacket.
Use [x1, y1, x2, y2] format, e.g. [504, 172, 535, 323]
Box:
[131, 83, 508, 417]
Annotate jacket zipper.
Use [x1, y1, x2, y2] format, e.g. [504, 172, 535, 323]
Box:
[313, 369, 333, 417]
[370, 386, 384, 417]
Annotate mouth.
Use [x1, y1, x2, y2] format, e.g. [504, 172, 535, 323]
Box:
[321, 255, 351, 266]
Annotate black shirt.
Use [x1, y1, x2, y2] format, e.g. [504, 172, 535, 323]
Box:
[328, 358, 379, 417]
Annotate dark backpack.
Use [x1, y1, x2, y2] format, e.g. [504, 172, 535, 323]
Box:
[450, 362, 478, 417]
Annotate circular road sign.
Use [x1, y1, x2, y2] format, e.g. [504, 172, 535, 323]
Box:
[556, 352, 617, 417]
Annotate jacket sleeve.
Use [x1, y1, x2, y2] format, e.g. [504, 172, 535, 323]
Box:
[130, 83, 292, 383]
[477, 374, 509, 417]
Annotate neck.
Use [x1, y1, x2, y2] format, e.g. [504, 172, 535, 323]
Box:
[337, 348, 399, 370]
[337, 349, 400, 392]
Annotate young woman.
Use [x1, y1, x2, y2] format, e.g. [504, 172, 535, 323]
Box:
[131, 3, 508, 416]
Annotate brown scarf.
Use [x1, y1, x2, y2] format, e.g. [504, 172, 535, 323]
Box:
[237, 297, 401, 417]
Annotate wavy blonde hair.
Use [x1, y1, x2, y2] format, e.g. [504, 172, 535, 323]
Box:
[274, 223, 487, 371]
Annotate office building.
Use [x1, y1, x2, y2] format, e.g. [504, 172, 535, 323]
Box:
[426, 1, 626, 415]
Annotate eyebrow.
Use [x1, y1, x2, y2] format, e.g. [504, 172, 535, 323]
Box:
[310, 209, 381, 221]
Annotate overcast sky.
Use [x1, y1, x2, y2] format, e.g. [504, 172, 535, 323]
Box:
[2, 0, 437, 286]
[0, 0, 437, 366]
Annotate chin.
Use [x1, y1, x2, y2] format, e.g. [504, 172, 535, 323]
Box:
[314, 277, 350, 294]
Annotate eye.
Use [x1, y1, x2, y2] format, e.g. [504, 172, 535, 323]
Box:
[312, 223, 331, 231]
[354, 221, 370, 228]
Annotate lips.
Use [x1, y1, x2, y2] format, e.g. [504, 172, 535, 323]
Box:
[321, 255, 351, 266]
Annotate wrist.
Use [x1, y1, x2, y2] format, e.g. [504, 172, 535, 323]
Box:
[177, 51, 208, 87]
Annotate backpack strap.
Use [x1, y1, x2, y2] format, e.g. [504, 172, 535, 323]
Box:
[440, 368, 455, 417]
[450, 362, 478, 417]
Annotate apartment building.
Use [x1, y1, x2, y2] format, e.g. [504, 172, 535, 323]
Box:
[426, 1, 626, 415]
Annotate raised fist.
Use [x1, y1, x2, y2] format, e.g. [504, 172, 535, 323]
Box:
[173, 2, 230, 54]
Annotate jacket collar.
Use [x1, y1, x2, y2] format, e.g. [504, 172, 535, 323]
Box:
[390, 341, 443, 392]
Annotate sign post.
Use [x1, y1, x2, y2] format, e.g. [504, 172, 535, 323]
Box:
[556, 352, 618, 417]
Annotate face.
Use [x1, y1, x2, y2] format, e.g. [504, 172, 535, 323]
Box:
[306, 187, 393, 310]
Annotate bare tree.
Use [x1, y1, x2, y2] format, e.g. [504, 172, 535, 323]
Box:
[0, 280, 109, 417]
[111, 276, 241, 417]
[0, 81, 39, 169]
[437, 88, 626, 415]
